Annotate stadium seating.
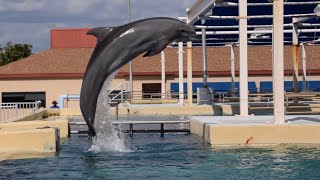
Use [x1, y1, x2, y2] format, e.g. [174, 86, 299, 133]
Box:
[260, 81, 320, 92]
[170, 82, 257, 94]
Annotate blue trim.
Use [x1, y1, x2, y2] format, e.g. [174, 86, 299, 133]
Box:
[170, 82, 257, 93]
[260, 81, 320, 92]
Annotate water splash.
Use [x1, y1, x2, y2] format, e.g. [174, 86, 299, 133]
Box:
[89, 72, 131, 152]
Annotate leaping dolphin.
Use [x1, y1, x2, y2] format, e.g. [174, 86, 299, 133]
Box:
[80, 17, 199, 137]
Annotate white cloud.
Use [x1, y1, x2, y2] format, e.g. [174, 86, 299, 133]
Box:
[0, 0, 196, 52]
[0, 22, 51, 51]
[65, 0, 103, 14]
[0, 0, 45, 12]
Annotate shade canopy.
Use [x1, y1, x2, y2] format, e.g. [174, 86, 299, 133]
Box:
[185, 0, 320, 46]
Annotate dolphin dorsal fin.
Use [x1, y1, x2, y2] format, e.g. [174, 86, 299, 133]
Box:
[87, 27, 113, 43]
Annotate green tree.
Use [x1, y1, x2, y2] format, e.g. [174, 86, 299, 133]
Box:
[0, 42, 32, 66]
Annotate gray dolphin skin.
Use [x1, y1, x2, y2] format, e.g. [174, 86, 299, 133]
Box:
[80, 17, 199, 137]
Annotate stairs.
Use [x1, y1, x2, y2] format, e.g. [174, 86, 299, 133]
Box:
[107, 82, 129, 105]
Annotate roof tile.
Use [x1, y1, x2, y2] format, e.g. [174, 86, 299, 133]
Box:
[0, 46, 319, 77]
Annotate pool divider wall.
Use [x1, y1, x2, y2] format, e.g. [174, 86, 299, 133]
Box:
[0, 108, 68, 155]
[207, 124, 320, 146]
[189, 119, 209, 141]
[0, 120, 69, 139]
[58, 105, 222, 116]
[0, 127, 59, 153]
[190, 118, 320, 146]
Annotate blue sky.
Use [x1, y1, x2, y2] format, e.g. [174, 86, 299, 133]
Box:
[0, 0, 195, 52]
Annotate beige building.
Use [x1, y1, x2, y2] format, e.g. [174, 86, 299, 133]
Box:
[0, 28, 320, 108]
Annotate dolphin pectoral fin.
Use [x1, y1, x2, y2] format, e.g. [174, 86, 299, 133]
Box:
[87, 27, 114, 43]
[143, 39, 170, 57]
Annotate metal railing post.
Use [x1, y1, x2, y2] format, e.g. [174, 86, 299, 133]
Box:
[15, 103, 18, 117]
[116, 103, 119, 121]
[120, 91, 124, 104]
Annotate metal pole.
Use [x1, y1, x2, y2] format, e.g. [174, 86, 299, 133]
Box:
[231, 44, 236, 96]
[273, 0, 285, 124]
[201, 24, 208, 88]
[161, 51, 166, 99]
[302, 43, 307, 91]
[116, 103, 119, 121]
[178, 42, 184, 105]
[121, 91, 124, 103]
[129, 124, 133, 137]
[128, 0, 133, 96]
[187, 42, 193, 106]
[128, 0, 131, 22]
[160, 123, 164, 137]
[292, 23, 299, 102]
[239, 0, 248, 116]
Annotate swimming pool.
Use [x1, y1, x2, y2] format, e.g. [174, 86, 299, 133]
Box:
[1, 134, 320, 179]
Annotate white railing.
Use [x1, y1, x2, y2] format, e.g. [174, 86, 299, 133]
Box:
[109, 82, 129, 93]
[0, 102, 37, 122]
[108, 82, 129, 104]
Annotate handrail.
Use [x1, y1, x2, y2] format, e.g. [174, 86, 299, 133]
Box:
[108, 91, 125, 103]
[108, 82, 129, 94]
[1, 102, 37, 109]
[107, 82, 129, 104]
[58, 88, 320, 107]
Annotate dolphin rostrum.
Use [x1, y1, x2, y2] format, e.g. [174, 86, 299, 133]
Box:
[80, 17, 199, 137]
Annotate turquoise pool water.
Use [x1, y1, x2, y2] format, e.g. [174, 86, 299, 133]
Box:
[1, 134, 320, 179]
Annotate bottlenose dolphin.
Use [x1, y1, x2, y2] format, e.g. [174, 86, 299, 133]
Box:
[80, 17, 199, 137]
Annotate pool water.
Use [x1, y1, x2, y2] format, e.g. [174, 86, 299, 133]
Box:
[1, 134, 320, 179]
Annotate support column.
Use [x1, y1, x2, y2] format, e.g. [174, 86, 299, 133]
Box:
[128, 0, 133, 97]
[187, 42, 193, 106]
[302, 43, 307, 91]
[239, 0, 248, 116]
[161, 51, 166, 99]
[231, 44, 236, 96]
[201, 20, 208, 88]
[273, 0, 285, 124]
[178, 42, 184, 105]
[292, 23, 299, 102]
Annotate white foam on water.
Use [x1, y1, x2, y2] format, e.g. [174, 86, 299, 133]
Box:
[89, 72, 132, 152]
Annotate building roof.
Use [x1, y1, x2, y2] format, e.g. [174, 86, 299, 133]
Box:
[50, 28, 95, 48]
[0, 45, 320, 79]
[1, 28, 320, 79]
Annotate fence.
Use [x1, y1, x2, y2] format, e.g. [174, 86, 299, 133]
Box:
[0, 102, 37, 122]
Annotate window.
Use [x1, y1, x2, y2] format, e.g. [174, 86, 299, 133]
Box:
[142, 83, 161, 99]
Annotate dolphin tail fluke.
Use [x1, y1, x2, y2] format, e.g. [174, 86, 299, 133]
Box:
[143, 39, 170, 57]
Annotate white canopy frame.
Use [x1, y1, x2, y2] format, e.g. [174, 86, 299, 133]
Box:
[185, 0, 320, 122]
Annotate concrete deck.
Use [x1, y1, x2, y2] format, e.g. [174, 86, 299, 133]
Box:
[190, 115, 320, 146]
